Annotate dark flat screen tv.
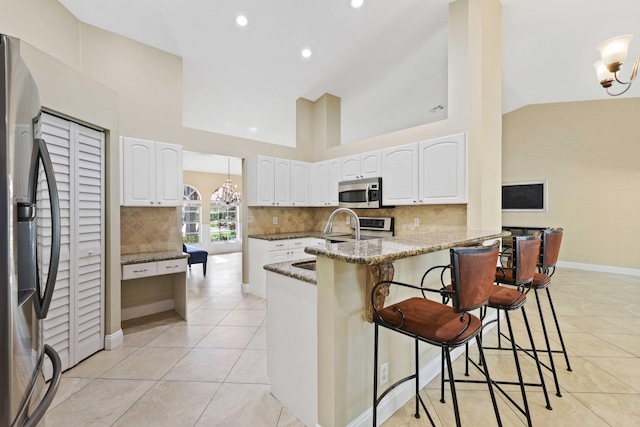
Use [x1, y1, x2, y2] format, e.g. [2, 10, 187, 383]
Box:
[502, 181, 547, 212]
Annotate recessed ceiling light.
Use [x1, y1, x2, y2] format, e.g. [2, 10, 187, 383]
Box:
[248, 126, 258, 132]
[350, 0, 364, 9]
[301, 48, 313, 59]
[236, 14, 249, 27]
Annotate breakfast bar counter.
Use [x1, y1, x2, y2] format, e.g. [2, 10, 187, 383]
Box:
[264, 227, 509, 427]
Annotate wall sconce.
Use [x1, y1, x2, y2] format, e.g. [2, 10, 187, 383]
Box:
[593, 34, 639, 96]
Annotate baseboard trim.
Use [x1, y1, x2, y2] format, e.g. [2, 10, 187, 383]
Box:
[104, 329, 123, 350]
[121, 299, 175, 321]
[557, 261, 640, 277]
[346, 310, 499, 427]
[241, 282, 250, 295]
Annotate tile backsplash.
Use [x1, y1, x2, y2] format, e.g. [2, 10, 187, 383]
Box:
[121, 207, 182, 254]
[247, 205, 467, 236]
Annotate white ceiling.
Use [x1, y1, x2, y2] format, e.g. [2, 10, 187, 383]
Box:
[58, 0, 640, 172]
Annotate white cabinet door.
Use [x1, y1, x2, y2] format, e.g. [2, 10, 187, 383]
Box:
[122, 137, 155, 206]
[311, 160, 341, 206]
[310, 161, 329, 206]
[246, 156, 275, 206]
[274, 158, 291, 206]
[290, 161, 309, 207]
[341, 155, 360, 181]
[419, 133, 467, 204]
[382, 143, 419, 205]
[341, 151, 381, 181]
[327, 159, 341, 206]
[360, 150, 382, 178]
[155, 142, 183, 206]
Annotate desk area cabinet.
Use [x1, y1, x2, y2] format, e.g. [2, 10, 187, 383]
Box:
[121, 252, 189, 321]
[120, 137, 183, 207]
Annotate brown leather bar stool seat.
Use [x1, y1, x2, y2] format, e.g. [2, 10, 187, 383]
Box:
[372, 242, 502, 427]
[488, 236, 552, 425]
[457, 236, 552, 427]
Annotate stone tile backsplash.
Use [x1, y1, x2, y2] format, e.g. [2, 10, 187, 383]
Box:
[121, 207, 182, 255]
[247, 205, 466, 236]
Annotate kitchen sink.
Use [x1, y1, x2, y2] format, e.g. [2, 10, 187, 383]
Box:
[292, 260, 317, 271]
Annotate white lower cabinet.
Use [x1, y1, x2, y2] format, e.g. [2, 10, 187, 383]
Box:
[248, 237, 316, 299]
[37, 112, 105, 374]
[266, 271, 317, 427]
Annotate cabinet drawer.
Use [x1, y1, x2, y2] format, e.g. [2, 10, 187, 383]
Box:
[269, 238, 307, 251]
[157, 258, 187, 275]
[122, 262, 157, 280]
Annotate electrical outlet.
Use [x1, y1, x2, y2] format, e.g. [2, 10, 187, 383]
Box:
[380, 362, 389, 385]
[346, 216, 351, 225]
[273, 216, 278, 225]
[414, 218, 420, 227]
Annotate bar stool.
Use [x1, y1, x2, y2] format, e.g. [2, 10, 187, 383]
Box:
[371, 242, 502, 427]
[478, 235, 552, 427]
[528, 228, 569, 397]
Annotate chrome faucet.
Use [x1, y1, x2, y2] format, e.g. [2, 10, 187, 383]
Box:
[324, 208, 360, 240]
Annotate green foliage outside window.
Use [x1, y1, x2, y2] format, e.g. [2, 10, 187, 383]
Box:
[210, 202, 239, 243]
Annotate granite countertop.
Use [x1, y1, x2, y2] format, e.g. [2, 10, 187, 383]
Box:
[121, 251, 189, 265]
[248, 231, 351, 241]
[263, 228, 510, 284]
[264, 257, 317, 285]
[304, 227, 511, 265]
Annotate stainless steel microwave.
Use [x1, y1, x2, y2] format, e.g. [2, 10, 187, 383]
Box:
[338, 177, 385, 209]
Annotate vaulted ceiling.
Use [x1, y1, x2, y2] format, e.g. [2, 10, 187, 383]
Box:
[58, 0, 640, 154]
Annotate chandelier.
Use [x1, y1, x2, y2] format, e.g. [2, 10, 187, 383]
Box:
[593, 34, 639, 96]
[211, 158, 241, 205]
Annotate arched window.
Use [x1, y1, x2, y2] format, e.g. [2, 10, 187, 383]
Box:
[210, 198, 239, 243]
[182, 185, 202, 244]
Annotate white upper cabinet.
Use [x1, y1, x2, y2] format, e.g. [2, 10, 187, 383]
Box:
[382, 133, 467, 205]
[340, 150, 381, 181]
[327, 159, 341, 206]
[310, 161, 329, 206]
[155, 142, 183, 206]
[290, 160, 309, 206]
[382, 143, 419, 205]
[247, 156, 275, 206]
[246, 156, 297, 206]
[418, 133, 466, 204]
[274, 158, 291, 206]
[121, 137, 183, 207]
[310, 159, 341, 207]
[341, 155, 360, 180]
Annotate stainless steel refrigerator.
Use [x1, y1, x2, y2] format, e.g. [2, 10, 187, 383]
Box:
[1, 34, 62, 427]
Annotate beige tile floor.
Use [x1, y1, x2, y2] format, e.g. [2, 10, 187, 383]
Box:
[43, 253, 640, 426]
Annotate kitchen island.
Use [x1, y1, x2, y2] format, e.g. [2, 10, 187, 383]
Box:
[264, 227, 509, 427]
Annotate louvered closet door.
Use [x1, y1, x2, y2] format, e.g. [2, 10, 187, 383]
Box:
[38, 112, 105, 372]
[73, 123, 105, 362]
[37, 113, 74, 372]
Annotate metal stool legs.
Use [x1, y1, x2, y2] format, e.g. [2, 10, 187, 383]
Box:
[373, 324, 434, 426]
[532, 286, 572, 398]
[440, 335, 503, 427]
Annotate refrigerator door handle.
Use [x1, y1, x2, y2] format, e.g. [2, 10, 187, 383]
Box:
[22, 345, 62, 427]
[28, 138, 61, 319]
